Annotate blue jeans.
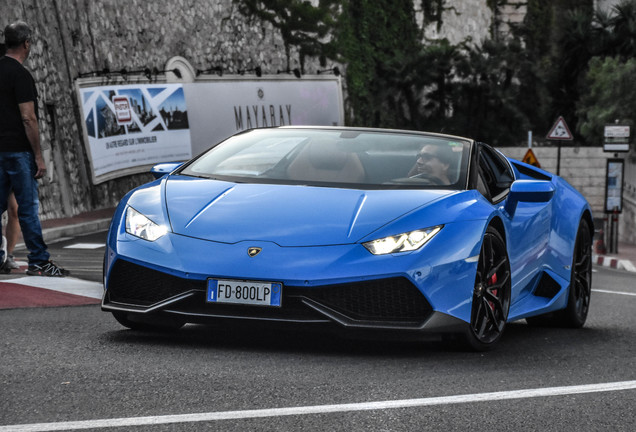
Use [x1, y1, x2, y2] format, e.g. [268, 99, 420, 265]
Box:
[0, 152, 49, 265]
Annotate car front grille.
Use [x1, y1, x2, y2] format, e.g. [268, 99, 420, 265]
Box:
[106, 260, 432, 326]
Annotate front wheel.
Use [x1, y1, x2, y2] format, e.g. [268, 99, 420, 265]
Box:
[460, 226, 511, 351]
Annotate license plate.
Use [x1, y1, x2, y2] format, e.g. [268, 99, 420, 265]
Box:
[206, 279, 282, 307]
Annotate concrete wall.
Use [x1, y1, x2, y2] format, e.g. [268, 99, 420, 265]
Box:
[623, 158, 636, 244]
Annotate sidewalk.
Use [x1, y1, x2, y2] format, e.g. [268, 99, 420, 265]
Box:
[3, 208, 114, 310]
[593, 242, 636, 273]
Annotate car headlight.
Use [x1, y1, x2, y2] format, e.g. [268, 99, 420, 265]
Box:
[363, 226, 442, 255]
[125, 206, 169, 241]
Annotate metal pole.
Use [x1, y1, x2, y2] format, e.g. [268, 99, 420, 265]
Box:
[613, 209, 619, 254]
[609, 212, 615, 254]
[556, 141, 561, 176]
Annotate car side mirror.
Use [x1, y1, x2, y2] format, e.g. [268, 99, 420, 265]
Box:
[150, 162, 183, 179]
[504, 180, 555, 217]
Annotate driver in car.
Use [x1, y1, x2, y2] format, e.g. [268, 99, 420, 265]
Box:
[408, 144, 454, 185]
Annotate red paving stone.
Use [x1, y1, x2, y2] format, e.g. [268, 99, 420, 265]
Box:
[0, 282, 100, 309]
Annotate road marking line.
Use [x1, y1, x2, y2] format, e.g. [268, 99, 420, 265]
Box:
[63, 243, 105, 249]
[5, 277, 103, 299]
[2, 380, 636, 431]
[593, 289, 636, 297]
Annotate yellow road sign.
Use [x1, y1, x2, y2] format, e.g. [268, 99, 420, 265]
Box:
[522, 148, 541, 168]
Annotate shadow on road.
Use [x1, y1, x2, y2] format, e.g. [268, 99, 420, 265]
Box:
[98, 318, 628, 359]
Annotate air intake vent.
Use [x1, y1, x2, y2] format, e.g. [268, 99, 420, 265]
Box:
[107, 259, 205, 306]
[534, 273, 562, 299]
[304, 277, 432, 322]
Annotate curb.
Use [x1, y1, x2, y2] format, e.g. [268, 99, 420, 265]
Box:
[42, 218, 112, 243]
[15, 218, 112, 251]
[593, 254, 636, 273]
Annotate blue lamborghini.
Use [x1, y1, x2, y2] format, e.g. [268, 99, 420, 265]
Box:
[102, 127, 593, 350]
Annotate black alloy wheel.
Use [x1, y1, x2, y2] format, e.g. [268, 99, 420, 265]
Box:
[464, 226, 511, 351]
[559, 219, 593, 327]
[526, 218, 592, 328]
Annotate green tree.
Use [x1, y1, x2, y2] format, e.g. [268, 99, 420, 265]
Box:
[576, 56, 636, 144]
[335, 0, 421, 127]
[609, 0, 636, 58]
[515, 0, 594, 142]
[450, 38, 530, 145]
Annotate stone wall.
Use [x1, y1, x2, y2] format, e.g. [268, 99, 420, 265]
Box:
[1, 0, 305, 220]
[596, 0, 621, 12]
[3, 0, 500, 221]
[417, 0, 493, 45]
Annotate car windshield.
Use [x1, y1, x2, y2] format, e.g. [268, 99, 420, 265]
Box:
[179, 128, 471, 189]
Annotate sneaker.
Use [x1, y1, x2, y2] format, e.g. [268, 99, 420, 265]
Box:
[0, 236, 6, 268]
[6, 255, 20, 270]
[0, 236, 8, 274]
[26, 260, 70, 277]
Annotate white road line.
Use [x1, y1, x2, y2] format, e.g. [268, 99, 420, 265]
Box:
[5, 277, 103, 299]
[593, 289, 636, 297]
[63, 243, 105, 249]
[2, 380, 636, 431]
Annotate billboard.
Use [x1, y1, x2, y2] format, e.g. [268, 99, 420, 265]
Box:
[185, 76, 343, 156]
[76, 76, 343, 184]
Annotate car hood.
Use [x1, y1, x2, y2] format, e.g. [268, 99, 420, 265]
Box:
[164, 177, 453, 246]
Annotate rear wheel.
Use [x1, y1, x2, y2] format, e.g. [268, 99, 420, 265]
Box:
[460, 227, 511, 351]
[565, 219, 593, 326]
[526, 219, 592, 328]
[112, 311, 185, 332]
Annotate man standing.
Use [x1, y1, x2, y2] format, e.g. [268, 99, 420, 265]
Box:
[0, 21, 68, 276]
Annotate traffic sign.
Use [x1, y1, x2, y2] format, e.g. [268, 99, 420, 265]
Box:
[604, 125, 630, 139]
[521, 149, 541, 168]
[546, 116, 573, 140]
[603, 125, 630, 152]
[522, 148, 541, 168]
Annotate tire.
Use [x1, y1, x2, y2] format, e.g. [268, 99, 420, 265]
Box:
[526, 219, 592, 328]
[112, 311, 185, 332]
[459, 226, 511, 351]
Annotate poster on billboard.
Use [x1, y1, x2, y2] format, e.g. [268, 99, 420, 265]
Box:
[78, 83, 192, 184]
[76, 75, 343, 184]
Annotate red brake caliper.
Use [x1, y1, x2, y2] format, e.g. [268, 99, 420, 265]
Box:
[488, 273, 498, 311]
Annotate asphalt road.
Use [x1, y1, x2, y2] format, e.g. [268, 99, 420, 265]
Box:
[1, 231, 635, 431]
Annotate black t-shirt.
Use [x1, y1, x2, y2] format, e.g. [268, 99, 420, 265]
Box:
[0, 55, 38, 152]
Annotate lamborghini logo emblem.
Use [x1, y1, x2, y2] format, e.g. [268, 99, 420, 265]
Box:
[247, 247, 262, 257]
